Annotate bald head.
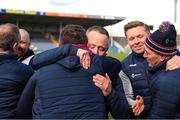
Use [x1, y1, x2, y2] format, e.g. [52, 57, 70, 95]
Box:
[19, 29, 30, 44]
[18, 29, 31, 57]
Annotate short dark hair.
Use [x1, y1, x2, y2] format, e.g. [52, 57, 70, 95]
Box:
[61, 24, 87, 45]
[124, 21, 150, 37]
[86, 25, 109, 39]
[0, 23, 20, 51]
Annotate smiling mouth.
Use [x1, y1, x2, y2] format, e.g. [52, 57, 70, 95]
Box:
[134, 46, 142, 49]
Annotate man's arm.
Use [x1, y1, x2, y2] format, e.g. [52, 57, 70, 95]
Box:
[29, 44, 77, 70]
[119, 70, 135, 106]
[105, 75, 129, 119]
[16, 74, 37, 118]
[93, 74, 129, 119]
[100, 56, 121, 76]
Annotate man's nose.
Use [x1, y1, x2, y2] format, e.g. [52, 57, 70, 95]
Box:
[134, 37, 139, 44]
[93, 47, 99, 55]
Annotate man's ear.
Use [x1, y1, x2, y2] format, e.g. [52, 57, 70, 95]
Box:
[11, 42, 23, 54]
[159, 55, 166, 62]
[11, 42, 18, 52]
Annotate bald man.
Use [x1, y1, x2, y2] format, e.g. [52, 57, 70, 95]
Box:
[18, 29, 34, 64]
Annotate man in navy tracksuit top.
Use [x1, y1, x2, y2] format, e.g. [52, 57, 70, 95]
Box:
[0, 23, 34, 118]
[16, 24, 128, 119]
[134, 21, 180, 118]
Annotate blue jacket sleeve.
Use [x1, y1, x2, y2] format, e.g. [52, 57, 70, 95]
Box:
[100, 56, 121, 77]
[106, 75, 129, 119]
[30, 44, 77, 70]
[16, 74, 37, 118]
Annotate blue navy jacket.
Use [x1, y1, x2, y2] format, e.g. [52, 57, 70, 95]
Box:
[0, 54, 34, 118]
[16, 47, 122, 119]
[121, 52, 151, 118]
[148, 61, 180, 118]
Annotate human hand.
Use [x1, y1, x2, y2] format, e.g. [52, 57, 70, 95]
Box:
[92, 73, 112, 96]
[77, 49, 90, 69]
[166, 55, 180, 70]
[132, 95, 144, 116]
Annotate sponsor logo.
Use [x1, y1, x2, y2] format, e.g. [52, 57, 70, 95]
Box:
[131, 73, 141, 78]
[129, 64, 137, 67]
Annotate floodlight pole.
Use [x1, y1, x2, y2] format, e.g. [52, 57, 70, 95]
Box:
[174, 0, 178, 23]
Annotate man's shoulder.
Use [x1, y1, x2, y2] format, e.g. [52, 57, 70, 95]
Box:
[2, 59, 34, 79]
[160, 68, 180, 79]
[15, 61, 34, 72]
[122, 52, 145, 64]
[92, 55, 121, 68]
[121, 53, 133, 64]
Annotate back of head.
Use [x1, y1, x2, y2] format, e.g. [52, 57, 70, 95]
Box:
[145, 21, 177, 56]
[60, 24, 87, 45]
[124, 21, 150, 37]
[0, 23, 20, 51]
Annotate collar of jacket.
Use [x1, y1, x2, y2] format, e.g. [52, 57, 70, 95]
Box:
[148, 56, 173, 73]
[132, 51, 144, 58]
[0, 54, 16, 62]
[72, 44, 93, 55]
[18, 49, 35, 62]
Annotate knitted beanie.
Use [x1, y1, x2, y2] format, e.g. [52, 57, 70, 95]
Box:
[145, 21, 177, 56]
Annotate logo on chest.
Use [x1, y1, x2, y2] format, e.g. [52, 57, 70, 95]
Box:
[131, 73, 142, 78]
[129, 64, 142, 78]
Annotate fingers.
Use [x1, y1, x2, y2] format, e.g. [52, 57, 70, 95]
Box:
[93, 74, 111, 85]
[166, 55, 180, 71]
[78, 50, 90, 69]
[92, 73, 112, 96]
[94, 82, 103, 89]
[81, 52, 90, 69]
[105, 73, 111, 82]
[134, 105, 144, 116]
[166, 64, 177, 71]
[132, 102, 139, 115]
[93, 74, 105, 85]
[137, 105, 144, 116]
[131, 95, 144, 116]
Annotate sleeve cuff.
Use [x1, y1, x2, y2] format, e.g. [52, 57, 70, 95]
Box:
[106, 89, 116, 100]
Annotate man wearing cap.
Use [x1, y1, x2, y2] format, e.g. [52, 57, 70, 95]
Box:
[134, 21, 180, 118]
